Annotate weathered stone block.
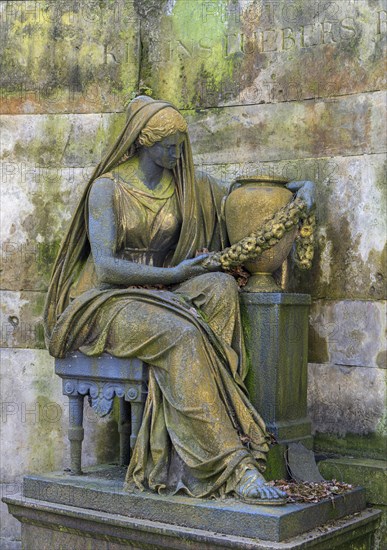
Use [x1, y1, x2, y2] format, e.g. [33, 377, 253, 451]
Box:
[0, 1, 139, 114]
[0, 291, 45, 349]
[0, 112, 125, 166]
[309, 300, 386, 367]
[319, 458, 387, 505]
[319, 459, 387, 550]
[186, 93, 385, 163]
[308, 363, 386, 438]
[139, 0, 387, 109]
[314, 432, 387, 462]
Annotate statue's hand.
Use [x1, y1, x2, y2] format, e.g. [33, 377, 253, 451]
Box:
[173, 255, 210, 281]
[201, 253, 222, 271]
[286, 180, 316, 213]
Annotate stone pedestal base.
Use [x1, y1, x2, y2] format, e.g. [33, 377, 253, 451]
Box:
[240, 293, 311, 443]
[3, 466, 382, 549]
[240, 293, 312, 479]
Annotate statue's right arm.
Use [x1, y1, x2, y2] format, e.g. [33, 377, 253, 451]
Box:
[88, 178, 208, 286]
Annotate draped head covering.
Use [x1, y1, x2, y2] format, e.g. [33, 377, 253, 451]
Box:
[44, 96, 222, 343]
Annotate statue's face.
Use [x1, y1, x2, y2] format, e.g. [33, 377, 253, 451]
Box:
[146, 132, 185, 169]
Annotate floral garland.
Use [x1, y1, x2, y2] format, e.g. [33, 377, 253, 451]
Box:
[203, 197, 316, 271]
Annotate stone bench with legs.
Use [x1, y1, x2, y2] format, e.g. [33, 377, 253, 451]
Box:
[55, 353, 148, 475]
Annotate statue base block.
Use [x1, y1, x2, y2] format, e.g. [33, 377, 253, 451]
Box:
[3, 466, 381, 549]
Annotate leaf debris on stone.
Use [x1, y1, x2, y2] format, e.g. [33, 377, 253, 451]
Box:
[268, 479, 354, 504]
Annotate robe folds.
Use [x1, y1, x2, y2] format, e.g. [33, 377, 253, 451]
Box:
[44, 96, 270, 498]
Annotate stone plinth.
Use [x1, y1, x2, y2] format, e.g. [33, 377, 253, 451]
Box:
[240, 293, 312, 444]
[3, 466, 381, 550]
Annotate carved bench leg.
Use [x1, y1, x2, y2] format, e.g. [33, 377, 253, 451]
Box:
[130, 402, 143, 452]
[119, 398, 131, 466]
[68, 394, 84, 475]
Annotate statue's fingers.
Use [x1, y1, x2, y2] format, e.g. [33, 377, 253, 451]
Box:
[192, 254, 209, 264]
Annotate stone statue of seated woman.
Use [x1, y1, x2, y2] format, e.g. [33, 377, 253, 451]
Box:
[44, 95, 314, 505]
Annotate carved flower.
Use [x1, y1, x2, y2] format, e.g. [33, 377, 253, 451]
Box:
[243, 237, 256, 251]
[272, 223, 285, 239]
[300, 226, 313, 237]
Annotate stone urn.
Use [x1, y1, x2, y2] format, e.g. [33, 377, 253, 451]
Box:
[224, 176, 297, 292]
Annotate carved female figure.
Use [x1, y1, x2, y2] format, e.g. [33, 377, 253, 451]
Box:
[44, 95, 288, 504]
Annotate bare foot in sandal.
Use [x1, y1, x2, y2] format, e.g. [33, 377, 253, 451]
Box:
[235, 468, 287, 505]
